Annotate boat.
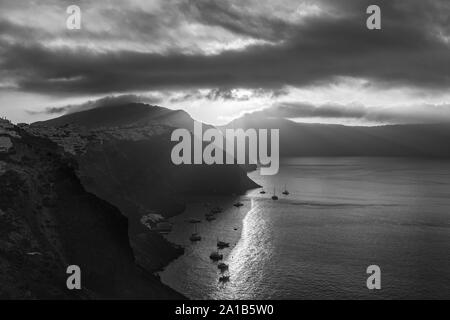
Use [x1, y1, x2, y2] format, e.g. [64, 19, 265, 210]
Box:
[218, 262, 229, 272]
[271, 187, 279, 200]
[259, 189, 266, 194]
[206, 216, 216, 221]
[210, 251, 223, 261]
[189, 224, 201, 241]
[217, 240, 230, 249]
[219, 275, 230, 282]
[188, 218, 201, 224]
[211, 206, 223, 214]
[233, 202, 244, 207]
[189, 233, 201, 242]
[282, 184, 289, 195]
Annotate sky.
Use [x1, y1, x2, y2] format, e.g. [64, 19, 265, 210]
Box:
[0, 0, 449, 125]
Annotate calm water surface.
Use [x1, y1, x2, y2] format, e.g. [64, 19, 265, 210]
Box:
[160, 158, 450, 299]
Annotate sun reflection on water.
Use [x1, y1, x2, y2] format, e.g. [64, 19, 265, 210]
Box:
[214, 198, 275, 299]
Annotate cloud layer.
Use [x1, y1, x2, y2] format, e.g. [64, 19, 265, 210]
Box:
[1, 0, 449, 95]
[0, 0, 449, 124]
[251, 102, 450, 124]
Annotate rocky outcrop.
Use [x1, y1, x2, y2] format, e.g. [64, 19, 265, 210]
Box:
[0, 123, 183, 299]
[0, 119, 17, 155]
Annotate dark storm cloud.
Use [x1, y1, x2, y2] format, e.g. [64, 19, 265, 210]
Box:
[252, 102, 450, 124]
[0, 0, 449, 96]
[186, 0, 294, 41]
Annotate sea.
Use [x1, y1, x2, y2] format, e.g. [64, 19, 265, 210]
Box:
[160, 157, 450, 299]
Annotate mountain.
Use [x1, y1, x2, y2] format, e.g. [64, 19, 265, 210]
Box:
[0, 120, 183, 299]
[31, 104, 257, 219]
[37, 103, 195, 130]
[28, 103, 258, 277]
[225, 113, 450, 157]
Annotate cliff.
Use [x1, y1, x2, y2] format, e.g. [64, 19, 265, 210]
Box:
[27, 103, 258, 290]
[0, 122, 183, 299]
[31, 104, 258, 221]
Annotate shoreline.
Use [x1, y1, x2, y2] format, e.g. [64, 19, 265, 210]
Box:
[157, 194, 252, 299]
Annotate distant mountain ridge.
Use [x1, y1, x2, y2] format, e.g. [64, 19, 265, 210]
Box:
[225, 113, 450, 157]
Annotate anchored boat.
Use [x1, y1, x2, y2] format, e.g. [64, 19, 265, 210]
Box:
[282, 184, 289, 195]
[217, 240, 230, 249]
[210, 251, 223, 261]
[218, 262, 229, 272]
[189, 224, 201, 242]
[189, 233, 201, 241]
[211, 206, 223, 214]
[272, 187, 279, 200]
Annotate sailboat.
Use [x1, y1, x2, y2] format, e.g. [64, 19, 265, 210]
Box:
[189, 224, 201, 242]
[218, 262, 229, 272]
[271, 187, 279, 200]
[233, 201, 244, 207]
[210, 251, 223, 261]
[282, 184, 289, 195]
[219, 275, 230, 282]
[211, 206, 223, 214]
[217, 237, 230, 249]
[205, 210, 216, 221]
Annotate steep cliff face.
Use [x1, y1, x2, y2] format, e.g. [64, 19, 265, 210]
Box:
[21, 103, 258, 298]
[0, 123, 183, 299]
[77, 135, 257, 224]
